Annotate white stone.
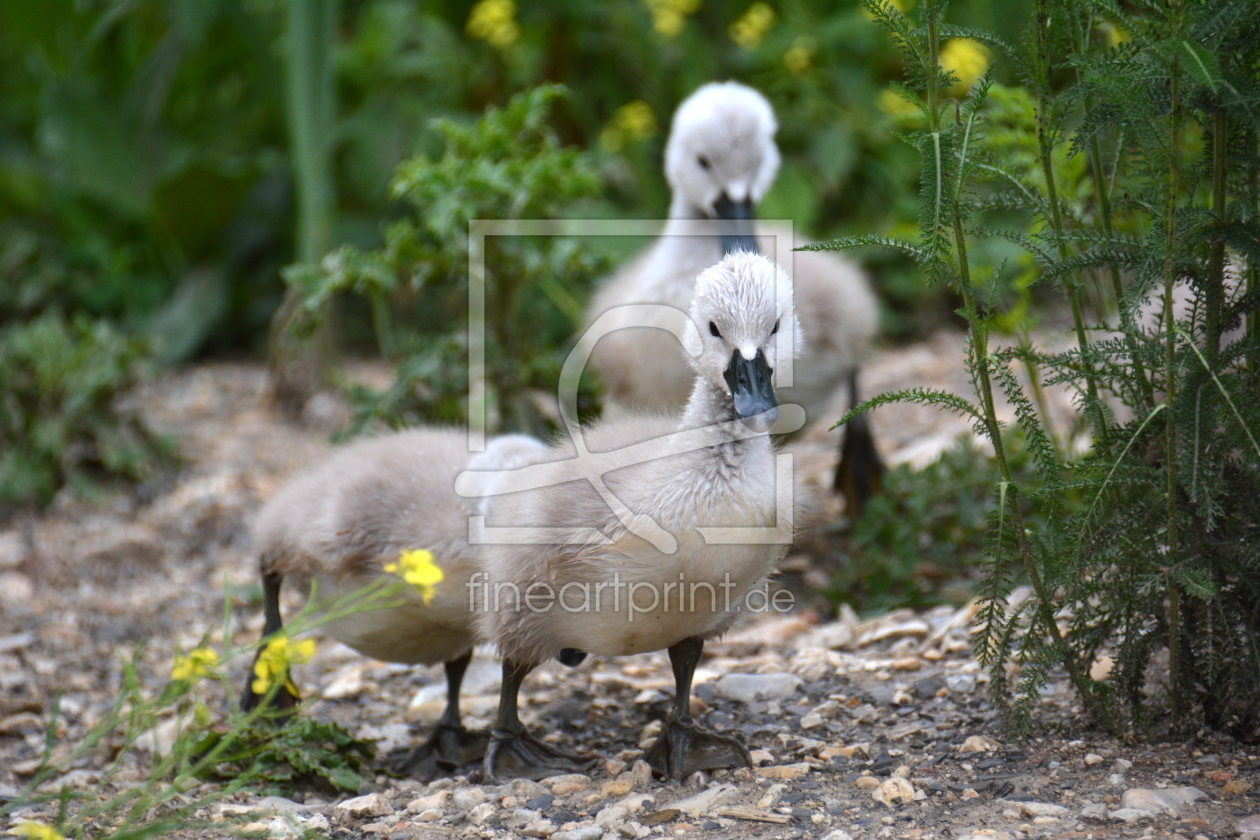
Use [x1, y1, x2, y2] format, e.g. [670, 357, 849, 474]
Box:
[335, 793, 393, 818]
[713, 673, 802, 702]
[1120, 786, 1207, 817]
[1108, 808, 1155, 823]
[668, 783, 739, 815]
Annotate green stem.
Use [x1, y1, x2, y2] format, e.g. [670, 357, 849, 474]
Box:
[1035, 0, 1105, 434]
[1163, 39, 1183, 726]
[1205, 108, 1228, 366]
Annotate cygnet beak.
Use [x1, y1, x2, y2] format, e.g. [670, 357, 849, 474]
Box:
[712, 193, 757, 257]
[723, 347, 778, 431]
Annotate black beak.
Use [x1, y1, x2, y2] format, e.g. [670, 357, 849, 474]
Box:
[713, 193, 757, 257]
[723, 348, 778, 431]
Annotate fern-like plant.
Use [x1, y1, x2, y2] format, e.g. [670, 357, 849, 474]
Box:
[821, 0, 1260, 741]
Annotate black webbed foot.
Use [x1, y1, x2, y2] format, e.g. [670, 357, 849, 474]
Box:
[482, 729, 594, 782]
[644, 718, 752, 780]
[385, 723, 489, 778]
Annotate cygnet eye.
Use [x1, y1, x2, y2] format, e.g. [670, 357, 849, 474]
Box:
[771, 318, 780, 335]
[697, 155, 711, 170]
[709, 321, 722, 338]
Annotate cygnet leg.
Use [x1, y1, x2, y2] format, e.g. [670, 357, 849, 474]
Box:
[239, 571, 300, 718]
[833, 369, 884, 518]
[482, 659, 593, 782]
[645, 636, 752, 780]
[388, 651, 489, 777]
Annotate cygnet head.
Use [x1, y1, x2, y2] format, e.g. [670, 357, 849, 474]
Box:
[664, 82, 780, 231]
[689, 251, 801, 432]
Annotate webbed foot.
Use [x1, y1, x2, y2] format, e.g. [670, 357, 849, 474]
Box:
[482, 729, 594, 782]
[386, 723, 490, 778]
[644, 718, 752, 780]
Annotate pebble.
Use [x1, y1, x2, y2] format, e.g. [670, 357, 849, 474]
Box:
[756, 784, 788, 809]
[756, 763, 811, 780]
[306, 814, 330, 834]
[1224, 779, 1254, 795]
[1109, 807, 1155, 823]
[1113, 758, 1133, 774]
[713, 673, 802, 702]
[522, 818, 558, 836]
[1014, 802, 1068, 818]
[335, 794, 393, 818]
[945, 674, 977, 693]
[545, 775, 590, 796]
[452, 788, 487, 811]
[1120, 786, 1207, 817]
[407, 791, 450, 813]
[1084, 753, 1104, 766]
[618, 823, 651, 839]
[959, 735, 999, 753]
[417, 808, 444, 822]
[819, 831, 854, 840]
[1238, 814, 1260, 834]
[552, 827, 605, 840]
[668, 783, 738, 815]
[855, 776, 880, 791]
[873, 777, 920, 806]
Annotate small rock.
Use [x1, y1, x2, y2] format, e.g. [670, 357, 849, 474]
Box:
[800, 711, 826, 729]
[1107, 773, 1125, 786]
[602, 777, 635, 798]
[873, 777, 920, 807]
[306, 814, 330, 834]
[1120, 786, 1207, 817]
[468, 803, 497, 826]
[855, 776, 880, 791]
[1113, 758, 1133, 774]
[958, 735, 999, 753]
[1084, 753, 1104, 766]
[545, 775, 590, 796]
[1016, 802, 1069, 818]
[945, 674, 977, 693]
[504, 779, 550, 800]
[757, 784, 787, 809]
[756, 763, 811, 780]
[1237, 814, 1260, 834]
[552, 827, 605, 840]
[523, 819, 557, 837]
[1109, 807, 1155, 823]
[714, 673, 802, 703]
[618, 823, 651, 839]
[961, 788, 981, 800]
[1224, 779, 1253, 795]
[407, 791, 450, 813]
[336, 794, 394, 818]
[452, 788, 487, 811]
[1080, 802, 1109, 821]
[890, 658, 921, 671]
[417, 808, 444, 822]
[668, 783, 738, 815]
[820, 832, 854, 840]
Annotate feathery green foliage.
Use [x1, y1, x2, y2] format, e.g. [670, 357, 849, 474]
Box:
[834, 0, 1260, 740]
[287, 85, 609, 438]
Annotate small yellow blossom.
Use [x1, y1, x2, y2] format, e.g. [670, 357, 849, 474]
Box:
[384, 548, 444, 605]
[251, 636, 316, 697]
[171, 646, 220, 682]
[877, 87, 920, 120]
[9, 823, 64, 840]
[783, 36, 816, 75]
[1098, 21, 1129, 49]
[645, 0, 701, 39]
[729, 2, 776, 50]
[466, 0, 519, 50]
[599, 100, 659, 153]
[939, 38, 991, 97]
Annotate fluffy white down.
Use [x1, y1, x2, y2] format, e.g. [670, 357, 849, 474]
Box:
[477, 252, 804, 666]
[587, 81, 878, 423]
[252, 428, 545, 666]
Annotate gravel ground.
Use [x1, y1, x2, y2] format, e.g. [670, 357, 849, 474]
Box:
[1, 338, 1258, 839]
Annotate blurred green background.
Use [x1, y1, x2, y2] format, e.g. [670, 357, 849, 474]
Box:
[0, 0, 1033, 361]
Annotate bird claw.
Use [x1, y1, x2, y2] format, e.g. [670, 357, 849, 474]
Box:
[386, 724, 489, 778]
[482, 729, 594, 782]
[644, 718, 752, 780]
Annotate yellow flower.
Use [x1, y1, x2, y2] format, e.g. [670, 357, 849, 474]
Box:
[251, 636, 316, 697]
[877, 87, 919, 119]
[171, 646, 219, 682]
[729, 2, 776, 50]
[1098, 21, 1129, 49]
[9, 823, 64, 840]
[939, 38, 991, 97]
[645, 0, 701, 39]
[384, 548, 444, 605]
[784, 36, 815, 75]
[599, 101, 659, 153]
[466, 0, 519, 50]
